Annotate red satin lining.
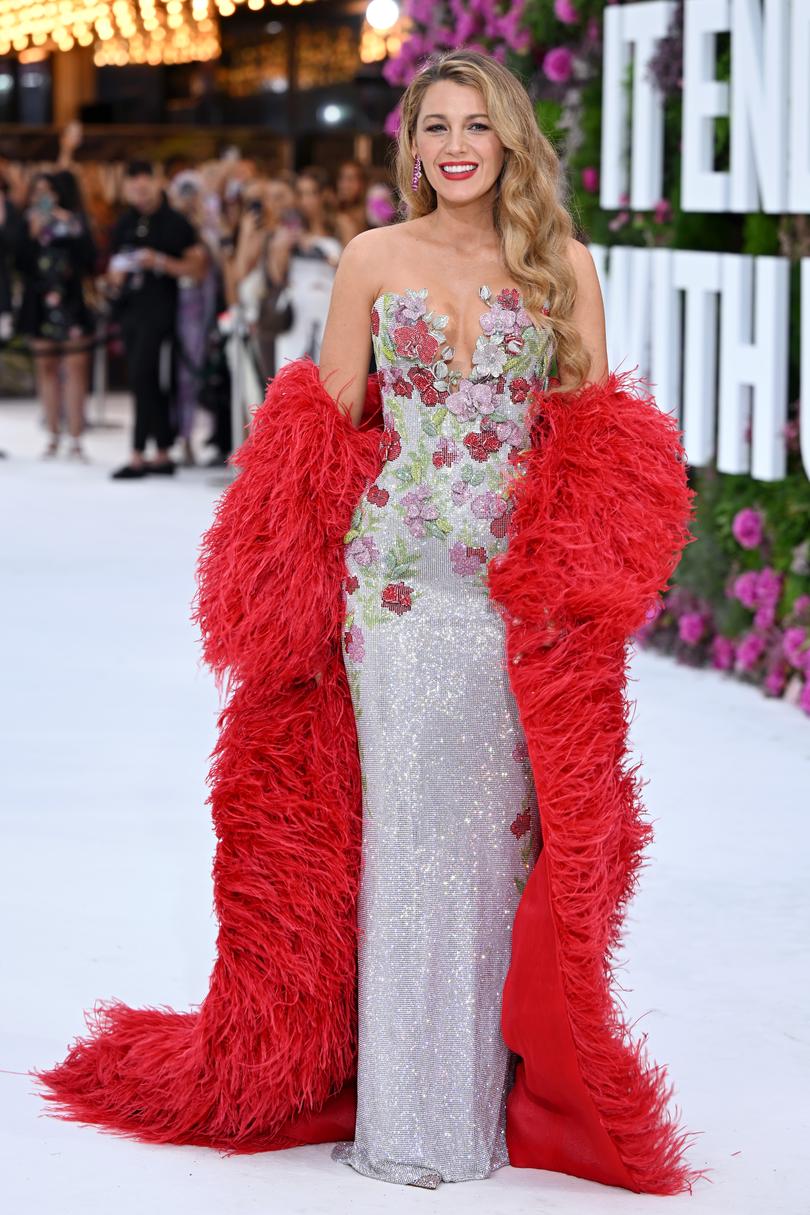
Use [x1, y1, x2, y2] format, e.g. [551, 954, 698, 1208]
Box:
[501, 850, 637, 1189]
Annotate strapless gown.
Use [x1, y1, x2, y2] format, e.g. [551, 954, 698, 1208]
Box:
[330, 283, 556, 1188]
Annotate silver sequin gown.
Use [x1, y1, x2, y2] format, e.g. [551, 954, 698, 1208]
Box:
[330, 285, 555, 1188]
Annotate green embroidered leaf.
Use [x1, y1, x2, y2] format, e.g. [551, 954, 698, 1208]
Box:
[433, 406, 448, 429]
[421, 419, 438, 437]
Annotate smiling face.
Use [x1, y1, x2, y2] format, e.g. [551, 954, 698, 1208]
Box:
[412, 79, 505, 200]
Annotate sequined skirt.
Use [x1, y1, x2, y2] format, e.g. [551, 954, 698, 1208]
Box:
[332, 521, 542, 1188]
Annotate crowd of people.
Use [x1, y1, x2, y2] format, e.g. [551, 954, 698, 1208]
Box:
[0, 123, 398, 478]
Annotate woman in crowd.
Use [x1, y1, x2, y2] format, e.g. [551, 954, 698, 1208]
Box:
[16, 170, 97, 461]
[334, 159, 369, 245]
[168, 170, 219, 466]
[268, 166, 343, 368]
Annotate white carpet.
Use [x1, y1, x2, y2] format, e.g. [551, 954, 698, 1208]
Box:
[2, 395, 808, 1215]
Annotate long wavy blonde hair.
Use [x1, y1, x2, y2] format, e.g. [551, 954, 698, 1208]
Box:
[392, 48, 589, 392]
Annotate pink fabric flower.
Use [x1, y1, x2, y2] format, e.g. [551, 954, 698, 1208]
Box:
[678, 611, 706, 646]
[471, 491, 508, 521]
[554, 0, 579, 23]
[344, 623, 365, 663]
[711, 635, 736, 671]
[732, 507, 764, 549]
[800, 679, 810, 715]
[581, 166, 599, 193]
[347, 535, 379, 567]
[542, 46, 573, 84]
[450, 541, 486, 576]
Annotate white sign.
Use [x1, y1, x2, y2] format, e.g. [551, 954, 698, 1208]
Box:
[591, 247, 809, 482]
[600, 0, 810, 213]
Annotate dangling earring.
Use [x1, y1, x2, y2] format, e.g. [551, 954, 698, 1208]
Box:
[411, 154, 422, 191]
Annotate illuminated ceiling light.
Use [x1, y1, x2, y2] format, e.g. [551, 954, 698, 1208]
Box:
[321, 103, 342, 124]
[365, 0, 398, 32]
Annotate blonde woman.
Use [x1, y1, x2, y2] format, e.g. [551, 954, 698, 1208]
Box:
[32, 50, 698, 1200]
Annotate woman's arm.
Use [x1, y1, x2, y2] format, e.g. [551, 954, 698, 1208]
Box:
[558, 238, 609, 388]
[265, 226, 296, 289]
[316, 229, 379, 428]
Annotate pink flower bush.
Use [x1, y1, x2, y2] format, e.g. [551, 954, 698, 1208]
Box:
[735, 631, 766, 673]
[764, 667, 787, 697]
[711, 635, 736, 670]
[732, 506, 765, 549]
[654, 198, 673, 224]
[542, 46, 573, 83]
[554, 0, 579, 23]
[581, 166, 599, 193]
[678, 611, 706, 646]
[783, 627, 809, 672]
[800, 681, 810, 715]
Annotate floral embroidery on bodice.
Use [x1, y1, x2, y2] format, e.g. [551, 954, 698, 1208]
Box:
[341, 283, 549, 887]
[342, 283, 555, 640]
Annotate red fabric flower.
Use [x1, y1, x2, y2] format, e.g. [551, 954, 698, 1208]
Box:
[393, 376, 413, 398]
[381, 581, 413, 615]
[467, 545, 487, 564]
[510, 377, 531, 403]
[507, 445, 523, 466]
[371, 307, 380, 336]
[498, 288, 521, 311]
[422, 386, 439, 406]
[344, 575, 359, 594]
[408, 366, 434, 393]
[392, 318, 439, 364]
[380, 428, 401, 462]
[463, 423, 502, 463]
[367, 484, 389, 507]
[432, 449, 457, 468]
[510, 809, 532, 838]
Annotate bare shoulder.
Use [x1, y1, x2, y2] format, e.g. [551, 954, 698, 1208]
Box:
[338, 219, 425, 297]
[562, 237, 609, 384]
[565, 237, 601, 294]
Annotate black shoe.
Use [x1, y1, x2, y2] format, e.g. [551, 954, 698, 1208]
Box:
[111, 462, 147, 480]
[145, 459, 176, 475]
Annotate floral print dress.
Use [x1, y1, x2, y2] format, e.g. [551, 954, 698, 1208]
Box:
[330, 284, 556, 1189]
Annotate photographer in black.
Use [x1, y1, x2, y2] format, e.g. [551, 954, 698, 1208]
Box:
[107, 160, 205, 480]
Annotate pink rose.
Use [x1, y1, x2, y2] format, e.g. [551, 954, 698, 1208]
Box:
[581, 166, 599, 193]
[711, 635, 736, 671]
[735, 631, 766, 673]
[654, 198, 673, 224]
[542, 46, 573, 84]
[678, 611, 706, 646]
[731, 506, 764, 549]
[554, 0, 579, 23]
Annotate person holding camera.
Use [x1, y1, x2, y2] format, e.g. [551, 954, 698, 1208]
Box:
[16, 170, 97, 461]
[267, 167, 343, 369]
[106, 160, 205, 480]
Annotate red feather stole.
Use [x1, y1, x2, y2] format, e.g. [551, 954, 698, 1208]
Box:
[32, 355, 702, 1195]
